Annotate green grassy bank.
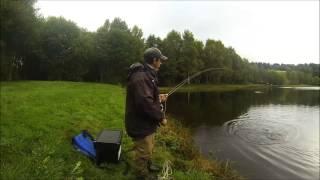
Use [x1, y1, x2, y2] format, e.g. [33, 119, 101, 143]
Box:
[0, 81, 242, 179]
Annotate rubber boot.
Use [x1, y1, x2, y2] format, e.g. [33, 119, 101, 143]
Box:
[148, 160, 161, 172]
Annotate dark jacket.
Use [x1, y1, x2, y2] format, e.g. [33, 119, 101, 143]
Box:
[125, 63, 164, 139]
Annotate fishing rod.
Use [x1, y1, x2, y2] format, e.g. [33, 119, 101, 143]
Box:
[167, 67, 226, 97]
[161, 67, 227, 116]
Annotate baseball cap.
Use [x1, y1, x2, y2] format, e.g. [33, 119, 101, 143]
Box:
[144, 47, 168, 61]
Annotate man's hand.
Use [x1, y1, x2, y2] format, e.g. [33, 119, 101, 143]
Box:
[160, 118, 167, 126]
[159, 94, 168, 103]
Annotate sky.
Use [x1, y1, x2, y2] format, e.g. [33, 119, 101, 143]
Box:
[35, 1, 319, 65]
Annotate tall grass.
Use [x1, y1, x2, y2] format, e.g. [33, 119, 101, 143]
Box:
[157, 120, 243, 180]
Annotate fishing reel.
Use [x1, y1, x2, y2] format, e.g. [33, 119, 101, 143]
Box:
[160, 103, 164, 112]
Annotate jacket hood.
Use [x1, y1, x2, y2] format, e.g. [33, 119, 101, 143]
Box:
[127, 62, 158, 82]
[127, 62, 144, 80]
[129, 62, 144, 70]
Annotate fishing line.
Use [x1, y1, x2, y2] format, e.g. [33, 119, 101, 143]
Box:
[159, 68, 227, 176]
[162, 67, 227, 116]
[167, 67, 226, 96]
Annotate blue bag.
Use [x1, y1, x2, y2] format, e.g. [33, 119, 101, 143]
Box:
[72, 130, 96, 160]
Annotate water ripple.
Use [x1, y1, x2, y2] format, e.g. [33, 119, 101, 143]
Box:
[223, 119, 299, 145]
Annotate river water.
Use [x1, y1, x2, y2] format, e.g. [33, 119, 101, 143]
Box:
[166, 86, 319, 180]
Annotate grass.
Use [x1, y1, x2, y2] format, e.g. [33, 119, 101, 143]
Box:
[0, 81, 243, 179]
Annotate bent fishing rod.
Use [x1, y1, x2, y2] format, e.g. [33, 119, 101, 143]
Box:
[166, 67, 226, 97]
[162, 67, 227, 115]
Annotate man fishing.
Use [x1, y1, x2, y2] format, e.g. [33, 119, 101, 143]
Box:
[125, 47, 168, 179]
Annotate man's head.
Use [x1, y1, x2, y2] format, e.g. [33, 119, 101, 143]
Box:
[144, 47, 168, 71]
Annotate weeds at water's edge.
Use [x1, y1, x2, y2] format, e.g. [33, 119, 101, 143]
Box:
[157, 117, 244, 180]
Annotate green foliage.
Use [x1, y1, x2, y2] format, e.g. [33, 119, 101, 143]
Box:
[40, 17, 82, 80]
[160, 30, 183, 85]
[1, 0, 318, 85]
[267, 70, 288, 85]
[94, 19, 144, 83]
[0, 0, 38, 80]
[173, 169, 213, 180]
[145, 34, 163, 49]
[179, 30, 203, 79]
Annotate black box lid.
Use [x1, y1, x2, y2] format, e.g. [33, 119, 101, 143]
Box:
[96, 130, 122, 144]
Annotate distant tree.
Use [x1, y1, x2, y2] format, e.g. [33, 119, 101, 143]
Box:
[202, 39, 225, 83]
[95, 18, 144, 83]
[160, 30, 182, 85]
[1, 4, 318, 86]
[95, 20, 111, 82]
[287, 71, 299, 84]
[0, 0, 38, 80]
[65, 30, 95, 81]
[130, 25, 144, 63]
[145, 34, 163, 49]
[179, 30, 202, 80]
[311, 76, 320, 85]
[40, 16, 80, 80]
[20, 17, 46, 80]
[192, 40, 205, 83]
[310, 63, 320, 77]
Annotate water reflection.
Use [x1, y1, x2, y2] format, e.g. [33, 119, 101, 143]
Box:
[167, 87, 319, 127]
[166, 87, 319, 180]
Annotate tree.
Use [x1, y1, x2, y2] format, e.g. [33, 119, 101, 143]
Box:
[1, 5, 318, 86]
[202, 39, 225, 83]
[65, 30, 95, 81]
[40, 16, 80, 80]
[178, 30, 202, 81]
[160, 30, 182, 85]
[95, 18, 144, 83]
[95, 20, 111, 82]
[130, 25, 144, 64]
[145, 34, 163, 49]
[0, 0, 38, 80]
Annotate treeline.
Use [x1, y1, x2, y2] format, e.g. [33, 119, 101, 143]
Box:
[1, 0, 319, 85]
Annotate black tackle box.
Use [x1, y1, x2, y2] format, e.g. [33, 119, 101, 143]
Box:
[94, 129, 122, 165]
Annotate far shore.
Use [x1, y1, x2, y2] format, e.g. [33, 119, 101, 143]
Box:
[160, 84, 319, 93]
[160, 84, 269, 93]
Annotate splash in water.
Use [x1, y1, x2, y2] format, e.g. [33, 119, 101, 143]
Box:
[223, 118, 299, 145]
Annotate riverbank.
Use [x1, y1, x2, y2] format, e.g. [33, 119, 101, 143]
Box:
[157, 118, 242, 179]
[0, 81, 243, 179]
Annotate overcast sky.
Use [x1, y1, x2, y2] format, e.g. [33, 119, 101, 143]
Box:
[35, 1, 319, 65]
